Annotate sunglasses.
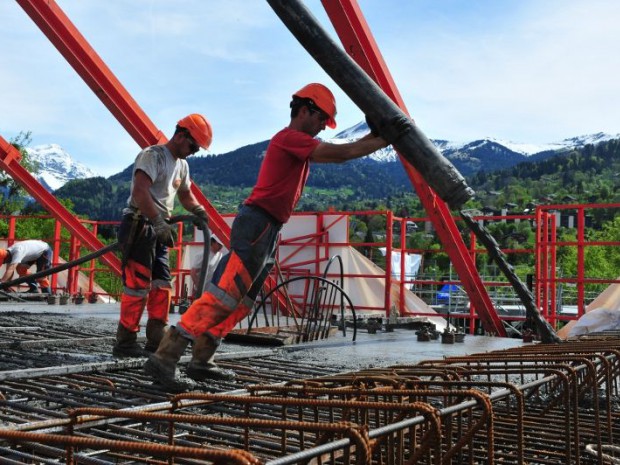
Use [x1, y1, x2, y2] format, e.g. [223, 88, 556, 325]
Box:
[185, 132, 199, 153]
[309, 107, 328, 123]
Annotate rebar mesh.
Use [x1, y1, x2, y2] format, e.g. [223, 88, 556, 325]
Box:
[0, 339, 618, 464]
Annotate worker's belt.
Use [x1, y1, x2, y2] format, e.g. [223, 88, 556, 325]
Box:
[120, 211, 147, 267]
[243, 204, 282, 226]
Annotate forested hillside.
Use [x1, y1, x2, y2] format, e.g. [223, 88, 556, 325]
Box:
[189, 142, 407, 194]
[53, 138, 620, 221]
[469, 138, 620, 209]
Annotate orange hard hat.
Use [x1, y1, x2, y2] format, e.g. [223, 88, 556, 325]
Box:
[0, 249, 7, 265]
[177, 114, 213, 150]
[293, 83, 337, 129]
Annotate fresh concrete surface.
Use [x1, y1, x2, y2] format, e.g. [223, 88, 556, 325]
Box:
[0, 300, 528, 371]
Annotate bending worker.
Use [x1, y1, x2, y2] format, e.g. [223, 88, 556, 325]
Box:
[145, 83, 389, 391]
[112, 114, 211, 358]
[0, 239, 53, 294]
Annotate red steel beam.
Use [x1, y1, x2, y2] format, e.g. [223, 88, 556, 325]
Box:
[15, 0, 230, 245]
[15, 0, 286, 309]
[322, 0, 505, 336]
[0, 135, 121, 274]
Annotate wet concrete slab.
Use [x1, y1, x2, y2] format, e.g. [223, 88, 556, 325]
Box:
[277, 326, 526, 371]
[0, 301, 528, 371]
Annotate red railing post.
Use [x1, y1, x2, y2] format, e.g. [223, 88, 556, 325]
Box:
[52, 219, 62, 293]
[550, 213, 558, 327]
[384, 210, 393, 318]
[577, 207, 586, 318]
[321, 0, 505, 336]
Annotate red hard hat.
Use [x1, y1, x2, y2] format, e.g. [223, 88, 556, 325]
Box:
[0, 249, 7, 265]
[177, 114, 213, 150]
[293, 83, 337, 129]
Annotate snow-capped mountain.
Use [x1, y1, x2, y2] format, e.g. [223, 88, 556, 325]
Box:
[333, 122, 620, 159]
[331, 123, 620, 176]
[25, 144, 97, 191]
[23, 128, 620, 192]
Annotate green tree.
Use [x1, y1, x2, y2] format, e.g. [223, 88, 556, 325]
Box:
[0, 131, 40, 215]
[557, 215, 620, 295]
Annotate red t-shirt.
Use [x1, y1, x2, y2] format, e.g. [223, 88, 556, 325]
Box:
[245, 127, 320, 223]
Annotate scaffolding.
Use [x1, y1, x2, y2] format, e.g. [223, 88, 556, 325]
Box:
[2, 203, 619, 336]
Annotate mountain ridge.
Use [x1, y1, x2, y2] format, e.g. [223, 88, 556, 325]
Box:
[27, 125, 620, 190]
[26, 143, 97, 191]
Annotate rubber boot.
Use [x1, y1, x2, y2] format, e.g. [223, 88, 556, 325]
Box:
[144, 319, 166, 353]
[112, 323, 145, 358]
[143, 326, 195, 392]
[186, 334, 236, 381]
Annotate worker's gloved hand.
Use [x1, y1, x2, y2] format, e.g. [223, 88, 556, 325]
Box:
[190, 205, 209, 230]
[381, 115, 411, 145]
[152, 214, 176, 247]
[365, 115, 380, 137]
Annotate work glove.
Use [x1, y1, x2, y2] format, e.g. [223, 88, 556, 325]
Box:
[365, 115, 380, 136]
[190, 205, 209, 230]
[365, 114, 411, 144]
[152, 214, 176, 247]
[381, 115, 411, 144]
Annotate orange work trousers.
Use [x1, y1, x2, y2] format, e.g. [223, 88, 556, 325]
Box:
[118, 213, 172, 332]
[179, 204, 280, 339]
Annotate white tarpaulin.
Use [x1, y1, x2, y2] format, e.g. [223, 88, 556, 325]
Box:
[180, 214, 444, 328]
[566, 307, 620, 337]
[558, 275, 620, 338]
[378, 248, 422, 284]
[334, 246, 446, 329]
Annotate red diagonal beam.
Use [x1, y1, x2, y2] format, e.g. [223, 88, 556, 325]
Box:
[322, 0, 505, 336]
[15, 0, 230, 245]
[0, 135, 121, 274]
[16, 0, 286, 310]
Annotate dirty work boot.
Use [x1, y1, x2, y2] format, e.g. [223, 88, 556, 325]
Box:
[186, 334, 236, 382]
[144, 326, 195, 393]
[144, 319, 167, 353]
[112, 323, 146, 358]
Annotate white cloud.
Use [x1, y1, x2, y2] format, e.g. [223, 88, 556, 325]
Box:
[379, 0, 620, 142]
[0, 0, 618, 178]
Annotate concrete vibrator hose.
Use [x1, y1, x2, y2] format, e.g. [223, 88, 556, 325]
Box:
[460, 211, 561, 343]
[266, 0, 474, 209]
[0, 215, 211, 297]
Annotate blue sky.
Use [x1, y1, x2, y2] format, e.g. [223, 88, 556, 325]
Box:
[0, 0, 618, 177]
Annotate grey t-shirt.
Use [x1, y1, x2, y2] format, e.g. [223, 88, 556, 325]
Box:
[8, 240, 49, 264]
[124, 145, 192, 218]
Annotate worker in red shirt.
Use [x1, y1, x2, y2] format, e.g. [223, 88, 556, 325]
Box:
[113, 114, 211, 358]
[145, 83, 388, 391]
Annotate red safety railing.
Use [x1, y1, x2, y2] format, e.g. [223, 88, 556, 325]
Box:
[535, 203, 620, 324]
[2, 204, 619, 335]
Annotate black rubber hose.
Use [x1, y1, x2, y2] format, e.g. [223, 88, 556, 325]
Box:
[0, 242, 120, 291]
[266, 0, 474, 209]
[192, 220, 211, 300]
[0, 214, 205, 293]
[161, 214, 211, 300]
[460, 211, 561, 343]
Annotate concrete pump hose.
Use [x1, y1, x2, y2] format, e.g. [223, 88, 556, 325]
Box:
[0, 242, 120, 291]
[266, 0, 474, 209]
[0, 214, 207, 292]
